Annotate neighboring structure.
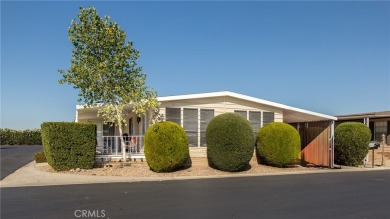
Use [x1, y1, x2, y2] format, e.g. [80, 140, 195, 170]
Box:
[76, 91, 337, 167]
[336, 111, 390, 144]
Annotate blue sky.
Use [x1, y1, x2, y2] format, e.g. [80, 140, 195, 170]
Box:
[1, 1, 389, 130]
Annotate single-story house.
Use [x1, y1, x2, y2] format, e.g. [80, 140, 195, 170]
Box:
[336, 111, 390, 144]
[76, 91, 337, 167]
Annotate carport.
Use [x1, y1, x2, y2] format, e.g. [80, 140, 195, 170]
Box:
[282, 108, 337, 168]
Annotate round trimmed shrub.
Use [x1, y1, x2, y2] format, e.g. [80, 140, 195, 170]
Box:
[34, 151, 47, 163]
[256, 122, 301, 167]
[144, 121, 189, 172]
[206, 113, 255, 172]
[334, 122, 371, 166]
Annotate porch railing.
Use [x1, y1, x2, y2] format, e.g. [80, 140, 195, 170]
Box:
[96, 135, 144, 156]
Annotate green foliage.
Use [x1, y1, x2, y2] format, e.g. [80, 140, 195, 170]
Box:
[58, 6, 159, 160]
[334, 122, 371, 166]
[34, 151, 47, 163]
[0, 129, 42, 145]
[41, 122, 96, 171]
[206, 113, 255, 172]
[256, 122, 301, 167]
[144, 121, 189, 172]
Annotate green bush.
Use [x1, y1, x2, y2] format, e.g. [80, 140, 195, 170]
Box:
[334, 122, 371, 166]
[256, 122, 301, 167]
[206, 113, 255, 172]
[0, 129, 42, 145]
[34, 151, 47, 163]
[144, 121, 189, 172]
[41, 122, 96, 171]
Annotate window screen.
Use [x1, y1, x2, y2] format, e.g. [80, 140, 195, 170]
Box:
[263, 112, 275, 126]
[375, 121, 387, 141]
[234, 110, 247, 119]
[200, 109, 214, 147]
[249, 111, 261, 133]
[184, 108, 198, 147]
[166, 108, 181, 125]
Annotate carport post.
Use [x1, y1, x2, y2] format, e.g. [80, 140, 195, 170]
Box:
[381, 134, 385, 166]
[330, 120, 335, 168]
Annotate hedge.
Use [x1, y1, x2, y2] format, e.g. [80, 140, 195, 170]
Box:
[206, 113, 255, 172]
[0, 128, 42, 145]
[256, 122, 301, 167]
[334, 122, 371, 166]
[144, 121, 189, 172]
[41, 122, 96, 171]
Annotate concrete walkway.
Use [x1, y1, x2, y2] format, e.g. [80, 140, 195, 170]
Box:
[1, 161, 389, 188]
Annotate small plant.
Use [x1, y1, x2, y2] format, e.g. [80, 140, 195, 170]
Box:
[334, 122, 371, 166]
[206, 113, 255, 172]
[256, 122, 301, 167]
[144, 121, 189, 172]
[34, 151, 47, 163]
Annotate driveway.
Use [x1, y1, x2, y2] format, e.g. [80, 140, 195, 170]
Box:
[0, 145, 42, 180]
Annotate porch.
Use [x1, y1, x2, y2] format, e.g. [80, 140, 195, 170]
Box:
[95, 135, 145, 162]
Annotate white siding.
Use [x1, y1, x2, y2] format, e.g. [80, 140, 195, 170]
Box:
[160, 96, 283, 148]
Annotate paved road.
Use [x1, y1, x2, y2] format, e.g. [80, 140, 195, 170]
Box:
[0, 145, 42, 180]
[1, 170, 389, 219]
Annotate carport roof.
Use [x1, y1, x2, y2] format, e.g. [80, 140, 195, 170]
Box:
[336, 111, 390, 120]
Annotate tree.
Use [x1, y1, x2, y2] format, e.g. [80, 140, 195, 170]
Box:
[59, 6, 159, 161]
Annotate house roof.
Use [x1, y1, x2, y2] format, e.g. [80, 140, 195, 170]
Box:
[76, 91, 336, 123]
[336, 111, 390, 120]
[158, 91, 337, 123]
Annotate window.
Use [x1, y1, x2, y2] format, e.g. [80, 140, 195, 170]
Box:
[263, 112, 274, 126]
[184, 108, 198, 147]
[129, 118, 133, 135]
[249, 111, 261, 133]
[166, 108, 181, 125]
[375, 121, 387, 142]
[200, 109, 214, 147]
[103, 122, 115, 136]
[235, 110, 247, 119]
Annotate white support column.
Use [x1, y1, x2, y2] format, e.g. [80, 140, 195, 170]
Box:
[75, 109, 79, 122]
[180, 107, 184, 127]
[330, 120, 335, 168]
[364, 117, 369, 127]
[198, 108, 201, 147]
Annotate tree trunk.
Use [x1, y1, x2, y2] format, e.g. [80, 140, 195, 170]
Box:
[118, 125, 127, 162]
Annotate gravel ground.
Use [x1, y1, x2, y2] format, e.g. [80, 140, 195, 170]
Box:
[35, 158, 329, 178]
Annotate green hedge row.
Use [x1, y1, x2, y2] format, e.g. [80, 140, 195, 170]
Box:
[0, 128, 42, 145]
[41, 122, 96, 171]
